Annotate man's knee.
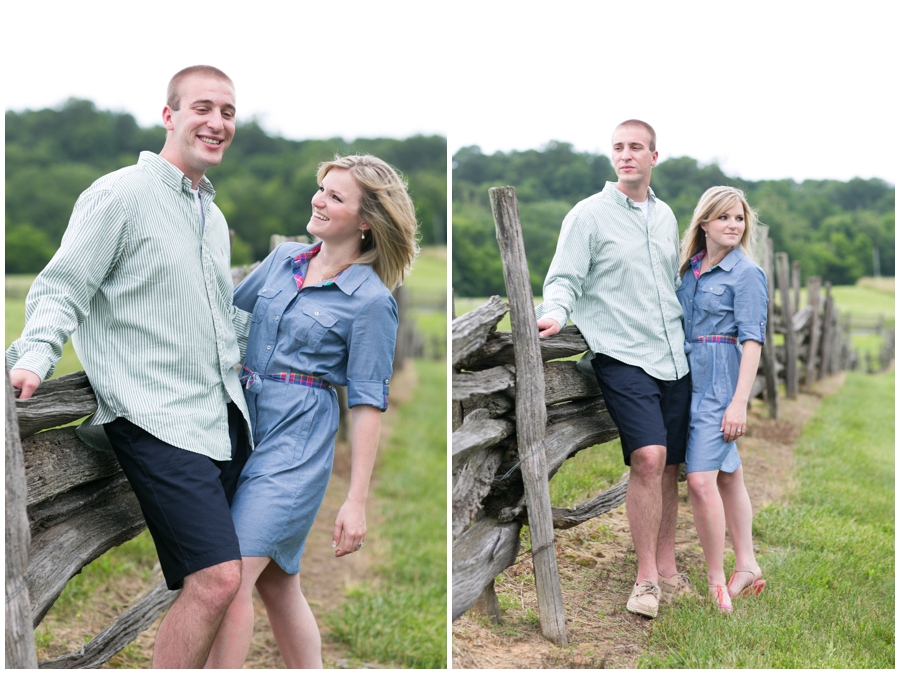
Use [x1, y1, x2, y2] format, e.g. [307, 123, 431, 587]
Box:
[629, 445, 667, 479]
[183, 559, 242, 612]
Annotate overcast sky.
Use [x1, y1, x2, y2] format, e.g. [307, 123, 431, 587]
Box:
[4, 1, 895, 184]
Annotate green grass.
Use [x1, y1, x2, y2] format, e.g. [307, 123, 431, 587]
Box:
[408, 246, 448, 298]
[828, 278, 895, 323]
[407, 246, 447, 349]
[640, 371, 894, 668]
[322, 358, 447, 668]
[6, 274, 82, 378]
[548, 440, 624, 508]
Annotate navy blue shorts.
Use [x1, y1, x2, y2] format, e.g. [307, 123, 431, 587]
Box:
[104, 403, 250, 590]
[591, 353, 690, 466]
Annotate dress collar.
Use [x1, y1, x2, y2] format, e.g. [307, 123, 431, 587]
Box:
[284, 242, 377, 295]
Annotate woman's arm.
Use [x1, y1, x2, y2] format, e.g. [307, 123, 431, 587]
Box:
[721, 340, 762, 443]
[332, 404, 381, 557]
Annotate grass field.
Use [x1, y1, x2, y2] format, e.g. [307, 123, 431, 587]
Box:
[323, 359, 447, 667]
[641, 370, 895, 668]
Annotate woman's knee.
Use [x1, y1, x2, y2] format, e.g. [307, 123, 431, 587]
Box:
[686, 471, 718, 502]
[256, 567, 300, 605]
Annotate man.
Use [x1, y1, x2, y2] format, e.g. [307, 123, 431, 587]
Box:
[535, 120, 691, 619]
[8, 65, 251, 666]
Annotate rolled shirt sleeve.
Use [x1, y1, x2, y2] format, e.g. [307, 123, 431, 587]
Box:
[735, 265, 769, 345]
[346, 294, 398, 411]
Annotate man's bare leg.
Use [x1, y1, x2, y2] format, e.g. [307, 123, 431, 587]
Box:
[656, 463, 680, 578]
[153, 559, 242, 668]
[627, 445, 667, 584]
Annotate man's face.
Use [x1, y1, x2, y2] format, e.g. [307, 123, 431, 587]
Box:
[162, 74, 236, 185]
[611, 125, 657, 187]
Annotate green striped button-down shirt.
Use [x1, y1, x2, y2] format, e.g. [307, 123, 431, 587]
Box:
[536, 182, 689, 381]
[7, 152, 251, 460]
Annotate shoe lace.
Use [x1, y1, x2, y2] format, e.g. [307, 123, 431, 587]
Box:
[634, 581, 659, 599]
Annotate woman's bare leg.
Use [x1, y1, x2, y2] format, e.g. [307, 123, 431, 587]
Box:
[205, 556, 271, 668]
[255, 562, 323, 668]
[718, 466, 761, 595]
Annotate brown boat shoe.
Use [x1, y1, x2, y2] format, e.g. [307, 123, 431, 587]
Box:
[659, 572, 694, 603]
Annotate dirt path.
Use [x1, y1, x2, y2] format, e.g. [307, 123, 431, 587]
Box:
[452, 375, 844, 669]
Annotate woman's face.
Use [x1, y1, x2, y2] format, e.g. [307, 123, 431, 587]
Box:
[308, 168, 369, 243]
[701, 202, 745, 251]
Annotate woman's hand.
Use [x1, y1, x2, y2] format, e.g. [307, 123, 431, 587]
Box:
[721, 399, 748, 443]
[721, 341, 762, 443]
[332, 499, 367, 557]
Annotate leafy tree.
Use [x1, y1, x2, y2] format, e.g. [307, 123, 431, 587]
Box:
[452, 146, 895, 297]
[6, 102, 446, 272]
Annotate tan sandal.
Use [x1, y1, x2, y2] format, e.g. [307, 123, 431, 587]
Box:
[728, 567, 766, 597]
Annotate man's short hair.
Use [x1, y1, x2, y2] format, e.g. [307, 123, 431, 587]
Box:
[615, 119, 656, 152]
[167, 65, 234, 111]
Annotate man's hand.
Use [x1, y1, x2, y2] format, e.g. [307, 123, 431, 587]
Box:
[537, 317, 561, 338]
[10, 369, 41, 400]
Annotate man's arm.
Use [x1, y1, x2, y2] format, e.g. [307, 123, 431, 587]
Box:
[6, 188, 129, 397]
[534, 205, 593, 335]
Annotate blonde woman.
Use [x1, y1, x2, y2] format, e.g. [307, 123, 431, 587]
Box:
[207, 155, 418, 667]
[676, 186, 768, 613]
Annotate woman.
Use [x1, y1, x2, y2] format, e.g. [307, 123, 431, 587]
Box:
[676, 186, 768, 614]
[206, 155, 418, 667]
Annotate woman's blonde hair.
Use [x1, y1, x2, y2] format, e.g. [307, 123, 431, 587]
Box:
[316, 154, 419, 290]
[679, 186, 757, 276]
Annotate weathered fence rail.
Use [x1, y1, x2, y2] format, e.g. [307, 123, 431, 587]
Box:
[5, 366, 176, 669]
[451, 186, 872, 634]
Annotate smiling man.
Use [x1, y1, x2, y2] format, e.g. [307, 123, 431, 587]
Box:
[535, 120, 692, 619]
[7, 66, 252, 667]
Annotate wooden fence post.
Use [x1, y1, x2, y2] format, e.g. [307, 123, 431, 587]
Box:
[805, 277, 822, 386]
[820, 283, 835, 380]
[776, 252, 799, 399]
[490, 186, 567, 646]
[762, 238, 779, 417]
[791, 260, 802, 318]
[5, 367, 39, 668]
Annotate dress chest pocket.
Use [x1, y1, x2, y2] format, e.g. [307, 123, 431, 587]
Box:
[698, 284, 726, 312]
[251, 287, 283, 324]
[297, 301, 337, 348]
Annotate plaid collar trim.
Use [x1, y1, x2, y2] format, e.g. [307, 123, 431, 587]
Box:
[291, 242, 342, 290]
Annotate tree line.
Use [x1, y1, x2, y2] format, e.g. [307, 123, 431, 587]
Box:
[452, 142, 895, 298]
[5, 99, 447, 273]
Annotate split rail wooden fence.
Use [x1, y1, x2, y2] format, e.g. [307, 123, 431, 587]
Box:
[451, 186, 878, 641]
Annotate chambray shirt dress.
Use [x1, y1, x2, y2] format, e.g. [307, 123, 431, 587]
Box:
[676, 248, 768, 474]
[230, 242, 397, 574]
